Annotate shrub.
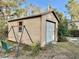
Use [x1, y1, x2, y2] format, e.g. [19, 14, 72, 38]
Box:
[31, 43, 42, 56]
[69, 30, 79, 37]
[58, 19, 69, 42]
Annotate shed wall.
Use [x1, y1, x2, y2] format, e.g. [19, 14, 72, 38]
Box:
[8, 17, 41, 45]
[41, 13, 58, 46]
[8, 12, 58, 46]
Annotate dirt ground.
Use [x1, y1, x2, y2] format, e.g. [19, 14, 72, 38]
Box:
[1, 42, 79, 59]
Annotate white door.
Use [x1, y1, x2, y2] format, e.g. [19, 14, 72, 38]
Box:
[46, 21, 55, 43]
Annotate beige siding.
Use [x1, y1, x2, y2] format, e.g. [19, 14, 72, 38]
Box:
[41, 13, 58, 46]
[8, 17, 41, 45]
[8, 21, 18, 42]
[23, 18, 41, 45]
[49, 13, 58, 42]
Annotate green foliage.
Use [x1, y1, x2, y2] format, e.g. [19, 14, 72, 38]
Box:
[0, 20, 5, 32]
[15, 8, 26, 17]
[66, 0, 79, 20]
[53, 9, 69, 41]
[0, 19, 7, 38]
[0, 0, 26, 19]
[31, 43, 42, 56]
[66, 0, 79, 36]
[0, 0, 27, 38]
[58, 20, 69, 41]
[59, 20, 69, 35]
[58, 13, 69, 41]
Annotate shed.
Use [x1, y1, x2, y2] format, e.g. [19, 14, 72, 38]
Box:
[8, 11, 59, 46]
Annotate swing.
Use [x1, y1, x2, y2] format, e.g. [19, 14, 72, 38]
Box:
[1, 40, 15, 52]
[1, 25, 33, 57]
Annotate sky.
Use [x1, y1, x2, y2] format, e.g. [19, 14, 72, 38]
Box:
[22, 0, 69, 19]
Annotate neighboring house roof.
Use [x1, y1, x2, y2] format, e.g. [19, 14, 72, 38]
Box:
[8, 11, 59, 22]
[68, 21, 79, 24]
[71, 21, 79, 22]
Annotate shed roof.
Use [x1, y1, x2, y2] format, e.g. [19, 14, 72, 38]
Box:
[8, 11, 59, 22]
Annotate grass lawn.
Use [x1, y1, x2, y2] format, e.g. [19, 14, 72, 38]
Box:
[15, 42, 79, 59]
[0, 42, 79, 59]
[56, 42, 79, 59]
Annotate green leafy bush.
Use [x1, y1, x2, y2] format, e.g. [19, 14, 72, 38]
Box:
[58, 17, 69, 42]
[69, 30, 79, 37]
[31, 43, 42, 56]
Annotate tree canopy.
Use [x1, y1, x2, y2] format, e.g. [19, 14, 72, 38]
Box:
[66, 0, 79, 21]
[0, 0, 26, 20]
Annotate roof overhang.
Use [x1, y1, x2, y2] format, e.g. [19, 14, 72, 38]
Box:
[8, 11, 59, 22]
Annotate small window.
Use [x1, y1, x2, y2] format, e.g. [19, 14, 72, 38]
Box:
[18, 21, 22, 32]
